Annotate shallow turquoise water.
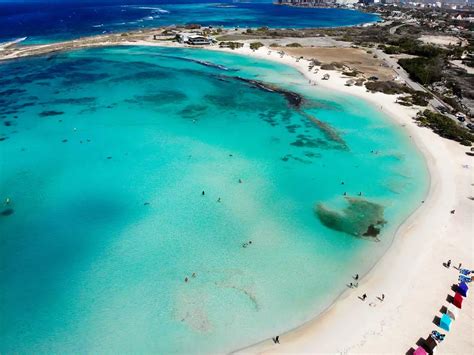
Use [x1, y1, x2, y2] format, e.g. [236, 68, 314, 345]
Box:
[0, 46, 428, 353]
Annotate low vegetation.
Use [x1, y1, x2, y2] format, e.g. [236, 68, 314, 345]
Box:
[382, 38, 446, 58]
[342, 71, 359, 77]
[415, 110, 474, 146]
[249, 42, 264, 51]
[320, 62, 344, 70]
[398, 57, 444, 85]
[218, 41, 244, 50]
[365, 81, 409, 95]
[286, 42, 302, 47]
[397, 91, 432, 107]
[365, 81, 431, 106]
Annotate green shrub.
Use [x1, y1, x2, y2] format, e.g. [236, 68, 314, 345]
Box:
[219, 41, 244, 50]
[398, 57, 443, 85]
[249, 42, 264, 51]
[365, 81, 409, 94]
[415, 110, 474, 146]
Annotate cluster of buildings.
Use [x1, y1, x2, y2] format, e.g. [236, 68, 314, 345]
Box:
[275, 0, 473, 8]
[154, 30, 214, 45]
[175, 33, 213, 45]
[275, 0, 358, 6]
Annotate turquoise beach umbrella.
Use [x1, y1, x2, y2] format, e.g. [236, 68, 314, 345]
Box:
[439, 314, 452, 331]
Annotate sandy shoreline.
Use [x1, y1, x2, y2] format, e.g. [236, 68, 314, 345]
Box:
[211, 45, 473, 355]
[3, 39, 472, 353]
[120, 41, 472, 353]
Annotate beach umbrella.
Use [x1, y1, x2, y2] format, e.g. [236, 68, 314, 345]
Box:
[458, 282, 468, 297]
[413, 346, 428, 355]
[439, 314, 452, 331]
[446, 303, 459, 320]
[453, 293, 463, 309]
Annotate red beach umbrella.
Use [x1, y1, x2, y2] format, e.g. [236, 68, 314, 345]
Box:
[453, 292, 463, 309]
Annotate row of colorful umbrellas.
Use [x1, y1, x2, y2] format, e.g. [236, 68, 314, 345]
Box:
[413, 269, 470, 355]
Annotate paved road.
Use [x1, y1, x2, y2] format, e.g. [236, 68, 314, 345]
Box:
[388, 22, 417, 35]
[373, 48, 454, 111]
[389, 24, 404, 35]
[370, 47, 470, 127]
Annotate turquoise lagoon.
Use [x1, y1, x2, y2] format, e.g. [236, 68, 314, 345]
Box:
[0, 46, 428, 353]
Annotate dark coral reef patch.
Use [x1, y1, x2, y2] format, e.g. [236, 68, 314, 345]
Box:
[315, 197, 386, 239]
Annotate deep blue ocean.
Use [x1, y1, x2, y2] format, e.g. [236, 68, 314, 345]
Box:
[0, 0, 379, 43]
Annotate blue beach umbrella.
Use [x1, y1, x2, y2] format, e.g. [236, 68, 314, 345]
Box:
[439, 314, 452, 331]
[458, 282, 469, 297]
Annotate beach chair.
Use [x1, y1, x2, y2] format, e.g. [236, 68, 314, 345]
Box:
[414, 346, 428, 355]
[457, 281, 468, 297]
[424, 336, 438, 353]
[458, 275, 472, 283]
[439, 314, 452, 331]
[446, 303, 459, 320]
[453, 293, 463, 309]
[431, 330, 445, 342]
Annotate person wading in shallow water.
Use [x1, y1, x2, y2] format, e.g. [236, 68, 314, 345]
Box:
[272, 336, 280, 344]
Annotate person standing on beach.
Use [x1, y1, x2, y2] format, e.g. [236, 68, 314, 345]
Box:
[355, 274, 359, 281]
[361, 294, 367, 301]
[446, 260, 451, 268]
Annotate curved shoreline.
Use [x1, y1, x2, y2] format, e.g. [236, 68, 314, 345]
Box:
[2, 39, 471, 353]
[121, 41, 473, 354]
[205, 45, 472, 354]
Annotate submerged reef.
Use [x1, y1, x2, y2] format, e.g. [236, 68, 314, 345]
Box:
[300, 111, 348, 150]
[226, 76, 347, 150]
[315, 197, 386, 239]
[232, 76, 303, 109]
[153, 54, 239, 72]
[39, 110, 64, 117]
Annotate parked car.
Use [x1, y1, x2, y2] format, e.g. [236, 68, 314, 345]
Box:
[456, 113, 466, 122]
[466, 123, 474, 131]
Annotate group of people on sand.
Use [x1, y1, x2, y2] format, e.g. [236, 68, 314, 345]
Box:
[348, 274, 385, 304]
[348, 273, 359, 288]
[444, 259, 463, 270]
